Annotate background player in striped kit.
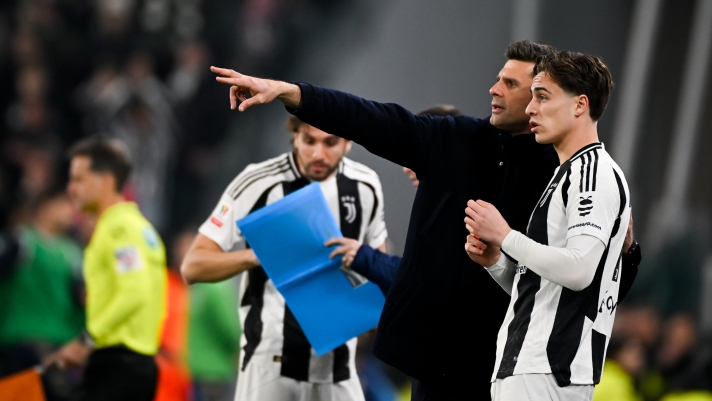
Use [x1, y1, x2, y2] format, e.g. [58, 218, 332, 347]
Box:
[181, 116, 388, 401]
[465, 51, 629, 401]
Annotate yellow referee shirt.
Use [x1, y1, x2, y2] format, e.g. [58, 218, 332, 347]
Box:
[84, 202, 167, 355]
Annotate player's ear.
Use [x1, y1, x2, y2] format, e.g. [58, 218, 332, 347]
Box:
[573, 94, 589, 118]
[344, 140, 352, 154]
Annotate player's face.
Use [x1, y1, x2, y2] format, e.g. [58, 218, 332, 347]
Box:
[67, 156, 107, 213]
[293, 126, 352, 181]
[526, 72, 579, 145]
[489, 60, 535, 133]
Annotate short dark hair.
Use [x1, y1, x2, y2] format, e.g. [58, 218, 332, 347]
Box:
[417, 105, 461, 117]
[506, 40, 557, 63]
[534, 51, 614, 121]
[68, 137, 132, 191]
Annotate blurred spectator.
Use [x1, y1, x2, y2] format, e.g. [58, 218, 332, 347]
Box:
[0, 187, 84, 401]
[178, 229, 241, 401]
[167, 41, 230, 234]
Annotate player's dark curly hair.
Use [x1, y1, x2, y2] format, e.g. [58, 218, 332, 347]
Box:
[534, 51, 614, 121]
[68, 137, 132, 192]
[506, 40, 557, 64]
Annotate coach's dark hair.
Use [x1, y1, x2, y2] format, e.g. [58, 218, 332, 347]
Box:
[417, 104, 461, 117]
[68, 137, 132, 192]
[506, 40, 556, 64]
[534, 51, 614, 121]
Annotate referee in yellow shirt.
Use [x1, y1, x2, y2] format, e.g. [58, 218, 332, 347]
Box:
[45, 137, 167, 401]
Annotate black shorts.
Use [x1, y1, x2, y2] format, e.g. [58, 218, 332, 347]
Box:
[75, 347, 158, 401]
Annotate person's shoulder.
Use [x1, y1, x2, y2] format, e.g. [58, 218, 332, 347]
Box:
[341, 157, 382, 186]
[224, 152, 295, 200]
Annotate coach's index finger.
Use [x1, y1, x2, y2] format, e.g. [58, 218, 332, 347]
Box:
[210, 66, 239, 78]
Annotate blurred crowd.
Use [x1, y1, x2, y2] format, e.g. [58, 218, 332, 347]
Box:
[0, 1, 710, 401]
[0, 0, 360, 400]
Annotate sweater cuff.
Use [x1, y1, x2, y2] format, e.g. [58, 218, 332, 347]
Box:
[350, 245, 373, 277]
[285, 82, 316, 115]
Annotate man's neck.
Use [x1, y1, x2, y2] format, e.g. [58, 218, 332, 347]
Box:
[95, 194, 126, 217]
[554, 124, 600, 164]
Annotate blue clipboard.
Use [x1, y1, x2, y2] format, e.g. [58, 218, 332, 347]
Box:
[237, 182, 385, 355]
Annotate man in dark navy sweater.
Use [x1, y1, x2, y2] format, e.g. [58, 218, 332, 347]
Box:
[211, 42, 570, 399]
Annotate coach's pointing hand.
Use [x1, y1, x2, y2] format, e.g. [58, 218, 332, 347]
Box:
[211, 67, 302, 111]
[464, 200, 512, 247]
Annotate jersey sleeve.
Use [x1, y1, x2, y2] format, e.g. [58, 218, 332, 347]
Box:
[565, 156, 622, 245]
[198, 165, 271, 251]
[198, 192, 242, 252]
[362, 178, 388, 248]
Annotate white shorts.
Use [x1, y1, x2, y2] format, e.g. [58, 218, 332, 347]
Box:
[490, 374, 594, 401]
[234, 361, 365, 401]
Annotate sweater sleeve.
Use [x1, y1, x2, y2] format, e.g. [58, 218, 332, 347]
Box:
[501, 231, 606, 292]
[288, 83, 455, 176]
[350, 245, 401, 296]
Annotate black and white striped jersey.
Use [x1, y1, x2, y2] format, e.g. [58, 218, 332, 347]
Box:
[199, 152, 388, 383]
[492, 143, 631, 387]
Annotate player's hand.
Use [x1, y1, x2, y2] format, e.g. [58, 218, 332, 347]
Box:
[402, 167, 419, 188]
[622, 212, 635, 253]
[464, 234, 501, 268]
[43, 340, 91, 370]
[326, 237, 361, 268]
[464, 199, 511, 247]
[211, 67, 302, 111]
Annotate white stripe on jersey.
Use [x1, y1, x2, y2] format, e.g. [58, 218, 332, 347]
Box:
[492, 143, 631, 387]
[199, 152, 388, 384]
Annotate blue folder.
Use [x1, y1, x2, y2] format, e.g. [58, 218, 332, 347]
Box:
[237, 182, 386, 355]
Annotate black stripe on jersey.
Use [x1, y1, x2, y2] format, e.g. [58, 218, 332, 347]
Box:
[279, 177, 313, 381]
[585, 152, 593, 192]
[333, 345, 350, 382]
[592, 151, 599, 191]
[358, 181, 379, 225]
[579, 156, 585, 193]
[591, 329, 607, 383]
[546, 167, 628, 386]
[281, 306, 311, 381]
[233, 165, 292, 200]
[498, 162, 571, 378]
[240, 186, 278, 371]
[570, 142, 603, 161]
[229, 157, 289, 198]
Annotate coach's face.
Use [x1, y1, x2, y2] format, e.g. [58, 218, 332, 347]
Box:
[293, 125, 352, 181]
[489, 60, 535, 133]
[526, 72, 579, 145]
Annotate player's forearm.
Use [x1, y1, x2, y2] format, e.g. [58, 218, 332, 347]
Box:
[501, 232, 605, 291]
[485, 253, 517, 295]
[181, 248, 258, 284]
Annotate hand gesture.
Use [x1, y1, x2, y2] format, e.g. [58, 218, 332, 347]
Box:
[464, 234, 501, 268]
[464, 199, 511, 247]
[325, 237, 362, 268]
[211, 67, 302, 111]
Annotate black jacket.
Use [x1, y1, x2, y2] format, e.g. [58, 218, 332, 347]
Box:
[289, 83, 560, 387]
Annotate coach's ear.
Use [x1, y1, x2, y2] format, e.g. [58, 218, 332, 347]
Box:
[344, 140, 352, 154]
